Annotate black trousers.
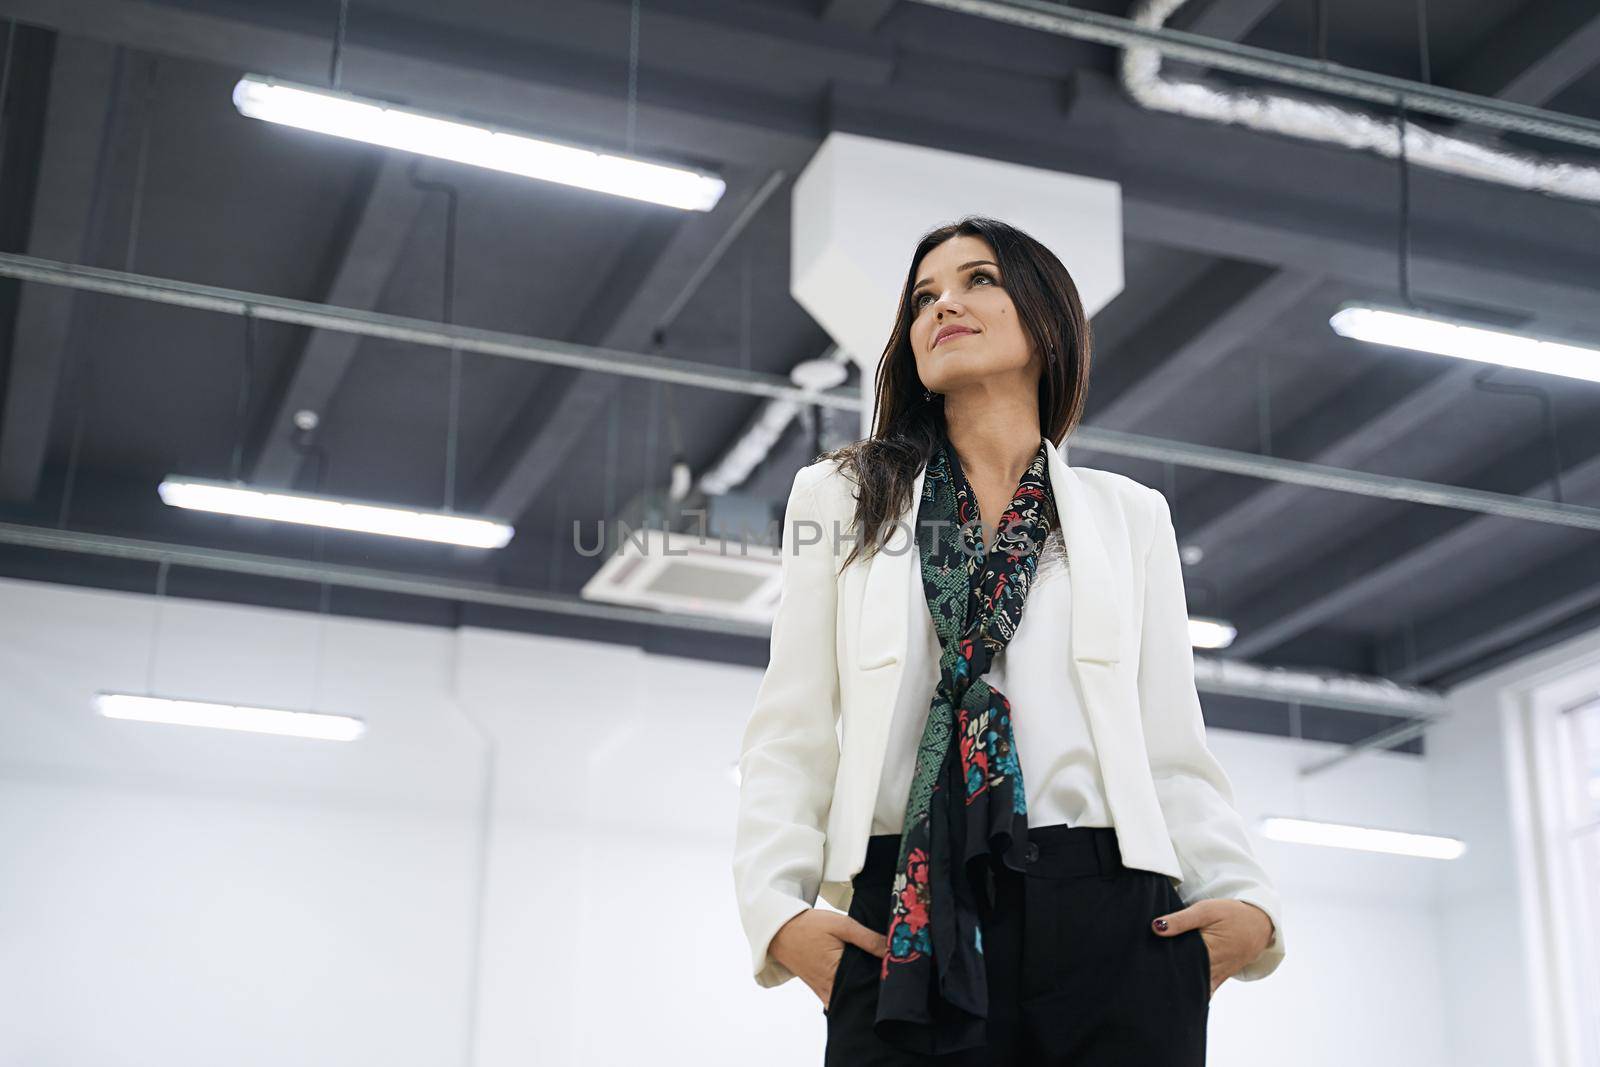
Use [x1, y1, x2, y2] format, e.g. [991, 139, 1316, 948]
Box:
[824, 824, 1211, 1065]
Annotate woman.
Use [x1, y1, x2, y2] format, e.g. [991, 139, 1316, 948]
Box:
[732, 216, 1284, 1064]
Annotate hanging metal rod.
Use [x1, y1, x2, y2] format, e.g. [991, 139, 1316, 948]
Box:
[0, 252, 862, 413]
[1067, 428, 1600, 533]
[1298, 717, 1433, 778]
[0, 519, 1442, 718]
[908, 0, 1600, 151]
[0, 520, 763, 638]
[4, 251, 1599, 532]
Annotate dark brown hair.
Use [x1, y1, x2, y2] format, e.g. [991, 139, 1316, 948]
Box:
[819, 215, 1093, 573]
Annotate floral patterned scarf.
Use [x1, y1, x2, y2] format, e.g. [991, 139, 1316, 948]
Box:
[873, 433, 1057, 1054]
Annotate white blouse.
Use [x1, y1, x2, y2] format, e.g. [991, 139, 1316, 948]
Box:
[870, 524, 1115, 836]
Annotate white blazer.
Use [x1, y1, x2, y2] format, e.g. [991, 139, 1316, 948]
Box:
[732, 436, 1286, 989]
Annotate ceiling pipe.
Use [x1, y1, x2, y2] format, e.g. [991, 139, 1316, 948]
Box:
[5, 252, 1600, 531]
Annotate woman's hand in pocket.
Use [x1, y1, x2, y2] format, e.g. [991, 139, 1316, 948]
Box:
[771, 909, 889, 1006]
[1151, 897, 1274, 998]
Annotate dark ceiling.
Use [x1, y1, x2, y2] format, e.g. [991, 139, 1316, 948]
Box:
[1, 0, 1598, 751]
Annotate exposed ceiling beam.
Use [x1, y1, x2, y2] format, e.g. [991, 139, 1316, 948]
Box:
[1077, 0, 1315, 446]
[820, 0, 900, 31]
[1087, 264, 1320, 432]
[377, 0, 896, 90]
[0, 40, 153, 501]
[1167, 357, 1481, 556]
[1374, 536, 1600, 685]
[249, 157, 426, 488]
[1114, 172, 1597, 320]
[1078, 0, 1317, 467]
[1223, 435, 1600, 663]
[1441, 0, 1600, 108]
[0, 24, 54, 496]
[1166, 0, 1283, 44]
[466, 167, 788, 527]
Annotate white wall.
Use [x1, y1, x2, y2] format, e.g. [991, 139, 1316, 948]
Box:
[0, 578, 484, 1067]
[1201, 726, 1450, 1066]
[0, 573, 1537, 1067]
[1437, 625, 1600, 1067]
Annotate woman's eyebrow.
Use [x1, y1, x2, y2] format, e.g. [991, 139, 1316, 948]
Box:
[912, 260, 998, 293]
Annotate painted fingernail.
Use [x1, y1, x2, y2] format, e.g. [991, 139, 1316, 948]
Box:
[1153, 918, 1169, 932]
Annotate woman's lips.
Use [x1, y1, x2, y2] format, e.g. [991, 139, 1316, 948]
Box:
[935, 327, 976, 347]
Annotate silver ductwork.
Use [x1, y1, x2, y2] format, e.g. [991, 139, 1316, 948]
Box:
[1121, 0, 1600, 203]
[692, 345, 853, 498]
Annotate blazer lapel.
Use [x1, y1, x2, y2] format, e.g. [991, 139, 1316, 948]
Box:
[855, 461, 926, 672]
[1044, 438, 1125, 665]
[854, 436, 1124, 678]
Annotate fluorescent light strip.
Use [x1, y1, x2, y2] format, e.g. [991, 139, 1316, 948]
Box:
[159, 477, 513, 549]
[1329, 304, 1600, 384]
[232, 74, 726, 212]
[97, 693, 365, 742]
[1259, 815, 1466, 860]
[1188, 615, 1237, 650]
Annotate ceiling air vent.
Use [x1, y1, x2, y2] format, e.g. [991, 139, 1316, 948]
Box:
[579, 489, 784, 623]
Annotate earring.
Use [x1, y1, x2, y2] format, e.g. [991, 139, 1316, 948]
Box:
[923, 388, 935, 401]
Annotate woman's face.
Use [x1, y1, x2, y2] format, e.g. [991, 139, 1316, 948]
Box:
[908, 234, 1036, 396]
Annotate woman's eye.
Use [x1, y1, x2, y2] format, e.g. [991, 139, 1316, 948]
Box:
[914, 272, 996, 310]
